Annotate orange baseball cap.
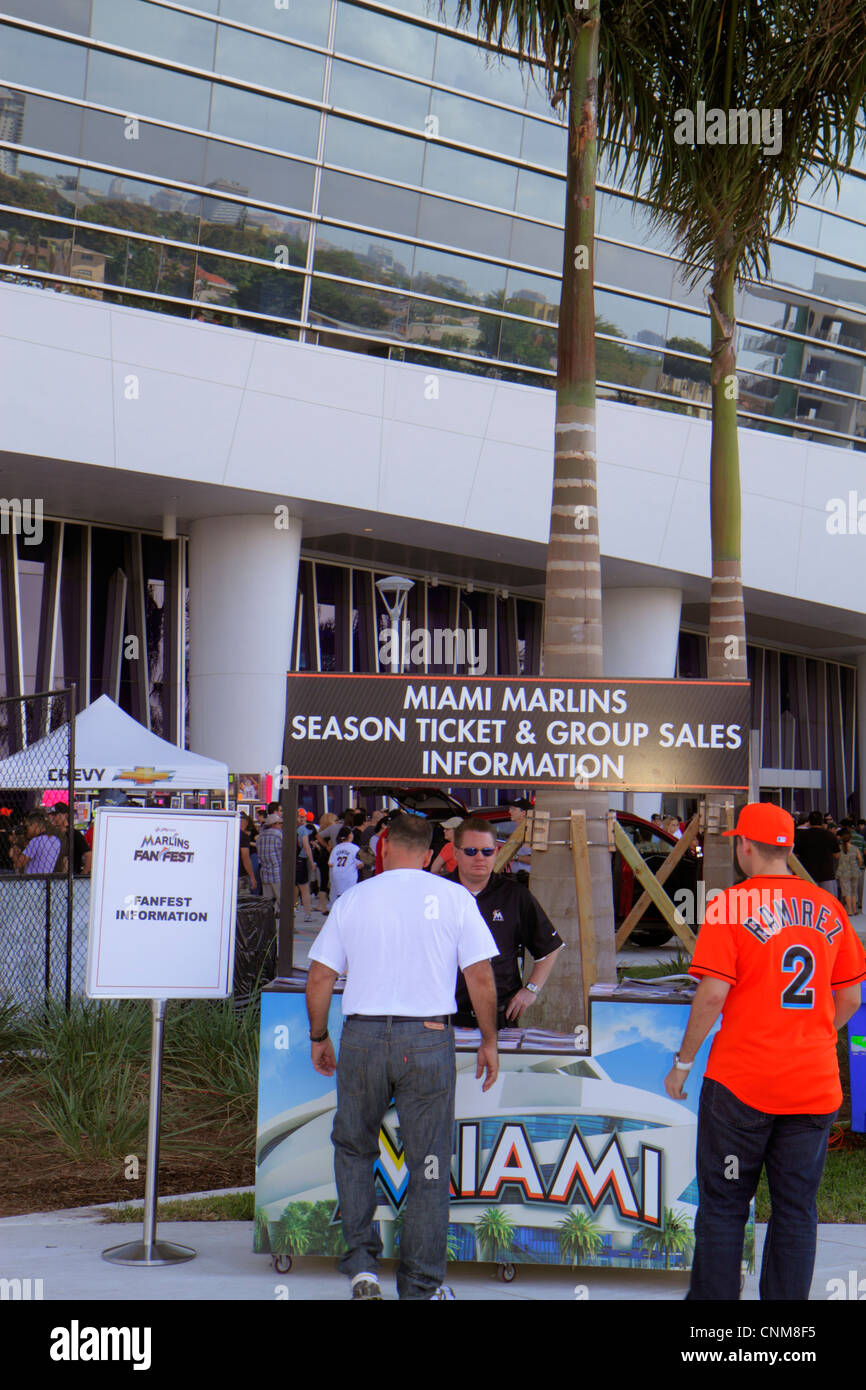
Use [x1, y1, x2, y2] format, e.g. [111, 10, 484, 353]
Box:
[722, 802, 794, 847]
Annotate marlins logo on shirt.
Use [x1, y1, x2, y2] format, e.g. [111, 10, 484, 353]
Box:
[492, 910, 504, 922]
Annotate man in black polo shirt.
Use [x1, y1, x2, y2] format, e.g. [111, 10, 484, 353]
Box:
[448, 816, 564, 1028]
[794, 809, 840, 894]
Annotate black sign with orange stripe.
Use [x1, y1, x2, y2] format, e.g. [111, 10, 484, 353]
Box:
[282, 674, 750, 791]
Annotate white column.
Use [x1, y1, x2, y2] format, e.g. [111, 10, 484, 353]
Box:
[602, 586, 683, 821]
[857, 652, 866, 819]
[189, 514, 302, 773]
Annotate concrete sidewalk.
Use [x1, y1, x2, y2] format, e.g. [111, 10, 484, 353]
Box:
[1, 1200, 863, 1300]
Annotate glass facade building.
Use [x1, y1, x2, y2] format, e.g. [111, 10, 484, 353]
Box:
[0, 1, 862, 814]
[2, 0, 866, 448]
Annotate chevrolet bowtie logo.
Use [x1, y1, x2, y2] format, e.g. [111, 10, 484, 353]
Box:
[114, 767, 174, 785]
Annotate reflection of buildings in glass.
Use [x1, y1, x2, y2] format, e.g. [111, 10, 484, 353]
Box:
[740, 278, 866, 439]
[512, 287, 557, 322]
[203, 180, 249, 226]
[194, 266, 237, 304]
[0, 88, 24, 178]
[150, 189, 187, 213]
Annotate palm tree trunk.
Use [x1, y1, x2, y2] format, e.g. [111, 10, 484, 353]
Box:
[530, 1, 616, 1036]
[704, 253, 749, 892]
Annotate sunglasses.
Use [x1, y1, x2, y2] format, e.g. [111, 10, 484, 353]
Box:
[458, 846, 496, 857]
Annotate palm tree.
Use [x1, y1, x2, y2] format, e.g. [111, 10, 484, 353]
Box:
[449, 0, 617, 1030]
[273, 1203, 311, 1257]
[253, 1205, 270, 1254]
[597, 0, 866, 886]
[475, 1206, 517, 1264]
[636, 1207, 695, 1270]
[556, 1207, 604, 1266]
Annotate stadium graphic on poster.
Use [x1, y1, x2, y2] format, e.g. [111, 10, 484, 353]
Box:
[254, 991, 754, 1271]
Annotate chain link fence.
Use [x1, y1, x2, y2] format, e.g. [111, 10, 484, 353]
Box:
[0, 688, 80, 1014]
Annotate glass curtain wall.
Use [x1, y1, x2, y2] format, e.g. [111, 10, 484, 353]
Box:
[677, 629, 858, 819]
[0, 1, 865, 446]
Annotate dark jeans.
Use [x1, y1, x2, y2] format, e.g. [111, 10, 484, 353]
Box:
[688, 1077, 836, 1301]
[332, 1017, 455, 1300]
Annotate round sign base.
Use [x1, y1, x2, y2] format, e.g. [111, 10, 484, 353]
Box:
[102, 1239, 197, 1266]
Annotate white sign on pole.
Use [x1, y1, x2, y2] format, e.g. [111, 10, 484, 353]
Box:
[86, 808, 240, 998]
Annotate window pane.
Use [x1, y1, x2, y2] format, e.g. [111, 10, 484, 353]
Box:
[0, 22, 87, 98]
[430, 90, 523, 159]
[816, 211, 866, 261]
[515, 168, 563, 223]
[595, 288, 669, 344]
[310, 277, 409, 338]
[319, 169, 420, 237]
[413, 243, 506, 304]
[408, 297, 489, 356]
[215, 25, 325, 102]
[422, 143, 516, 211]
[0, 0, 90, 33]
[505, 269, 559, 321]
[418, 194, 512, 258]
[315, 225, 412, 287]
[87, 51, 211, 128]
[74, 224, 196, 297]
[330, 59, 431, 130]
[209, 83, 320, 157]
[0, 208, 73, 279]
[75, 169, 202, 244]
[195, 247, 303, 318]
[520, 115, 567, 169]
[200, 204, 309, 270]
[334, 3, 435, 78]
[219, 0, 330, 46]
[1, 90, 83, 160]
[90, 0, 217, 70]
[82, 109, 207, 186]
[499, 315, 556, 370]
[0, 154, 77, 215]
[434, 30, 526, 107]
[325, 116, 424, 185]
[666, 305, 711, 351]
[507, 215, 562, 272]
[204, 139, 315, 211]
[596, 240, 676, 301]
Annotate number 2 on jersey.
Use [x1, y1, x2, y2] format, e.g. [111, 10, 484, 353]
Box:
[780, 945, 815, 1009]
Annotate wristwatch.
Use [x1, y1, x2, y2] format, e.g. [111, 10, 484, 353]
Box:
[673, 1054, 693, 1071]
[525, 981, 541, 995]
[309, 1028, 329, 1043]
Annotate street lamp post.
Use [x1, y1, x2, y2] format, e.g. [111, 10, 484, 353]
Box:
[374, 575, 415, 675]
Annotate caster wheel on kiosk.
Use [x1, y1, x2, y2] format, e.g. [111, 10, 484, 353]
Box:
[498, 1263, 516, 1283]
[273, 1254, 293, 1274]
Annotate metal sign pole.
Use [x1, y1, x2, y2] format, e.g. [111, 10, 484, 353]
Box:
[103, 998, 196, 1266]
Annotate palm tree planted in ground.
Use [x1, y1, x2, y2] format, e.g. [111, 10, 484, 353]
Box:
[597, 0, 866, 886]
[475, 1206, 517, 1264]
[637, 1207, 695, 1270]
[449, 0, 618, 1031]
[556, 1207, 605, 1266]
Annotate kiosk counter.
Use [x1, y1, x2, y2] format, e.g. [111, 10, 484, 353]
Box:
[253, 975, 751, 1278]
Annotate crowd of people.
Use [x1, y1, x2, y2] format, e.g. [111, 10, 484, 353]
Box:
[0, 803, 90, 876]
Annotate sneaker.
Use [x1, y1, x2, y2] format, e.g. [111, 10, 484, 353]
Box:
[429, 1285, 456, 1300]
[304, 914, 313, 922]
[350, 1273, 383, 1300]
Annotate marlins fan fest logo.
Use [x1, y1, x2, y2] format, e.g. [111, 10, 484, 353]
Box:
[133, 829, 193, 863]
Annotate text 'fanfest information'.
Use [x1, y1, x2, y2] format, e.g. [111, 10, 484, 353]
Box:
[86, 808, 239, 998]
[284, 675, 750, 791]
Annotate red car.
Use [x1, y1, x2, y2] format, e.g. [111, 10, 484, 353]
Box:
[359, 788, 699, 948]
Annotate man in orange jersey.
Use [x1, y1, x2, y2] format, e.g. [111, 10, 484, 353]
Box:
[664, 802, 866, 1300]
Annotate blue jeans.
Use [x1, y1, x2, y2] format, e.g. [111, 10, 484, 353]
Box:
[688, 1077, 836, 1301]
[332, 1017, 455, 1300]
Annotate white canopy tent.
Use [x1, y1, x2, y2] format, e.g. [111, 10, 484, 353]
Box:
[0, 695, 228, 792]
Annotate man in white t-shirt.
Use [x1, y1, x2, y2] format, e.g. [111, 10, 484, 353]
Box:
[328, 829, 362, 901]
[306, 812, 499, 1302]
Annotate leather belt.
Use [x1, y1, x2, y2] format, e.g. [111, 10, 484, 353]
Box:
[344, 1014, 449, 1023]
